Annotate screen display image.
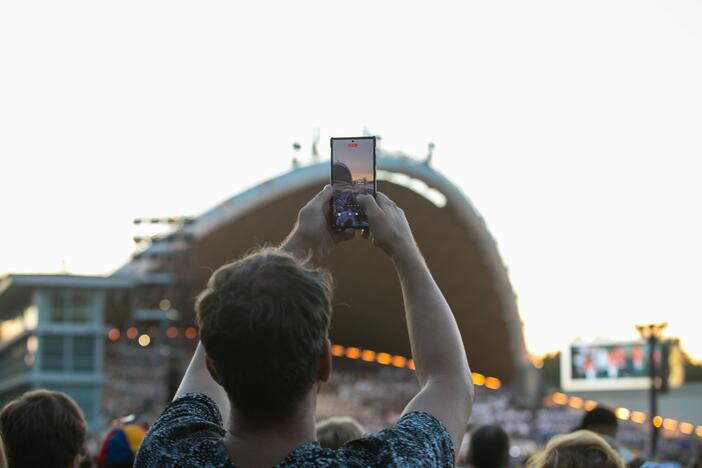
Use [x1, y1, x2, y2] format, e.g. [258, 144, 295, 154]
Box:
[570, 343, 650, 381]
[331, 137, 375, 230]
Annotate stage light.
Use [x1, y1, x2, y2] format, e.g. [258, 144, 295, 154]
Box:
[679, 422, 693, 435]
[584, 400, 598, 411]
[392, 356, 407, 368]
[108, 328, 121, 341]
[185, 327, 197, 339]
[345, 347, 361, 359]
[138, 334, 151, 347]
[630, 411, 647, 424]
[361, 350, 376, 362]
[615, 408, 630, 420]
[331, 345, 345, 357]
[652, 416, 663, 428]
[663, 418, 678, 431]
[552, 392, 568, 405]
[568, 396, 583, 409]
[166, 327, 178, 338]
[485, 377, 501, 390]
[408, 359, 415, 370]
[472, 373, 486, 386]
[376, 353, 392, 365]
[696, 426, 702, 437]
[159, 299, 171, 311]
[126, 327, 138, 339]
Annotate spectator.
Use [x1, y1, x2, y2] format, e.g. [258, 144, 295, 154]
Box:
[467, 425, 510, 468]
[0, 389, 87, 468]
[96, 424, 146, 468]
[316, 417, 365, 450]
[578, 406, 634, 463]
[135, 186, 474, 466]
[528, 430, 625, 468]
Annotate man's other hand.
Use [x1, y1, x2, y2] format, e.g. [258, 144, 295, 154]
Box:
[357, 193, 418, 259]
[281, 185, 355, 263]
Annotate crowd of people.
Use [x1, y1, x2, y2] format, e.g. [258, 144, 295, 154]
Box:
[1, 187, 700, 467]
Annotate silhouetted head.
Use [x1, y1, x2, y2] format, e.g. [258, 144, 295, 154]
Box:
[468, 425, 510, 468]
[579, 406, 618, 438]
[197, 247, 333, 423]
[0, 389, 87, 468]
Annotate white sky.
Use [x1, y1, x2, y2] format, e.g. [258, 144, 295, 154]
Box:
[1, 1, 701, 360]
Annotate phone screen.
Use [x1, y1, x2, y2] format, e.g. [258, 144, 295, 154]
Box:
[330, 136, 376, 230]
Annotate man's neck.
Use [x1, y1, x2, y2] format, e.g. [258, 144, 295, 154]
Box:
[223, 393, 317, 468]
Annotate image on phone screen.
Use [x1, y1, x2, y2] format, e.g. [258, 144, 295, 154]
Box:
[331, 136, 376, 230]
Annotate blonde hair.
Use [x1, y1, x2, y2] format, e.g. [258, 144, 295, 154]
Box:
[528, 430, 625, 468]
[316, 417, 365, 450]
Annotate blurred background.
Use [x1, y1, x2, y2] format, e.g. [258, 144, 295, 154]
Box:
[1, 0, 701, 465]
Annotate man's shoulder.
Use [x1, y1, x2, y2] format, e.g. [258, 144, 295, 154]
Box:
[135, 392, 232, 468]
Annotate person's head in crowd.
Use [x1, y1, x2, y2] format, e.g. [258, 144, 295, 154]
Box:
[0, 389, 87, 468]
[528, 430, 625, 468]
[316, 417, 365, 450]
[579, 406, 618, 438]
[96, 424, 146, 468]
[467, 425, 510, 468]
[197, 247, 333, 423]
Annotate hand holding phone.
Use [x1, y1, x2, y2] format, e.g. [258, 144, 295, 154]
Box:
[357, 192, 418, 259]
[330, 136, 376, 230]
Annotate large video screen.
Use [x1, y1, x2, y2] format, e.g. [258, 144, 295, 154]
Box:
[561, 341, 653, 391]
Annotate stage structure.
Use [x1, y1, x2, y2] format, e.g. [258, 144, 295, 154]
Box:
[115, 152, 534, 389]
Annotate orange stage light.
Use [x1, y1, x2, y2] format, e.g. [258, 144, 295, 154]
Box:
[107, 328, 121, 341]
[331, 345, 345, 357]
[391, 356, 407, 368]
[652, 416, 663, 428]
[679, 422, 693, 435]
[485, 377, 501, 390]
[630, 411, 647, 424]
[185, 327, 198, 340]
[408, 359, 415, 370]
[126, 327, 138, 339]
[166, 327, 178, 338]
[584, 400, 598, 411]
[472, 373, 486, 386]
[361, 350, 376, 362]
[345, 347, 361, 359]
[552, 392, 568, 405]
[376, 353, 392, 365]
[568, 396, 584, 409]
[662, 418, 678, 431]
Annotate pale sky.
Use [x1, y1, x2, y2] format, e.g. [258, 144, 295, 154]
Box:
[1, 1, 701, 360]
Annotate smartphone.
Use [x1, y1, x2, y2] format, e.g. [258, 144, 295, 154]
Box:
[330, 136, 376, 230]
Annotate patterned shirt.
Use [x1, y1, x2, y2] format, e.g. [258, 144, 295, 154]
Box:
[135, 392, 454, 467]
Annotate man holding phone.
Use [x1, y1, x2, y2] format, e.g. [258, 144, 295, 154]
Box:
[135, 185, 474, 467]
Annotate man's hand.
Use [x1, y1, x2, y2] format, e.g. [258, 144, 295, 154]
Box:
[357, 192, 418, 259]
[281, 185, 355, 263]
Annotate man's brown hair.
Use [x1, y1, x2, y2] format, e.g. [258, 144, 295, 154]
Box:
[196, 247, 333, 421]
[0, 389, 86, 468]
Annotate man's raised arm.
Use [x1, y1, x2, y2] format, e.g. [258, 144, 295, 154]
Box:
[358, 193, 474, 454]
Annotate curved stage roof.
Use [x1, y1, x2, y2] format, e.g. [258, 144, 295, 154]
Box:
[117, 153, 533, 387]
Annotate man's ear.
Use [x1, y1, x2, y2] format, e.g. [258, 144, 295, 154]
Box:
[205, 354, 222, 385]
[318, 338, 332, 383]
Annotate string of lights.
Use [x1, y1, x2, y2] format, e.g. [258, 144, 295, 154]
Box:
[549, 391, 702, 439]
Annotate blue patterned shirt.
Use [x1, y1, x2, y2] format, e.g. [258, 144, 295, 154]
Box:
[135, 392, 454, 467]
